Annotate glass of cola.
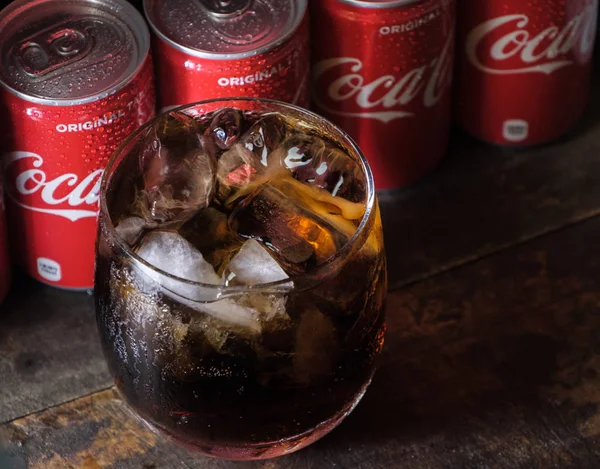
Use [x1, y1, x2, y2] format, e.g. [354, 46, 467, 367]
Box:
[95, 99, 387, 460]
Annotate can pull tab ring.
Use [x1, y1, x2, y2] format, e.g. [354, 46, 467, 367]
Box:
[50, 29, 90, 57]
[199, 0, 273, 45]
[15, 27, 93, 77]
[202, 0, 252, 17]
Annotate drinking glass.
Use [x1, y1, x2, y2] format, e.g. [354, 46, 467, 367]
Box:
[95, 99, 387, 460]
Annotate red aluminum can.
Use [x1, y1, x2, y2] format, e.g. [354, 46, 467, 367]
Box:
[311, 0, 456, 190]
[0, 0, 155, 290]
[0, 178, 10, 303]
[455, 0, 599, 146]
[145, 0, 310, 111]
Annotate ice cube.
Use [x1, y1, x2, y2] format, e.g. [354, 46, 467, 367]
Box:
[138, 112, 216, 224]
[136, 230, 221, 286]
[224, 239, 289, 286]
[237, 292, 289, 324]
[279, 133, 367, 203]
[229, 182, 357, 274]
[215, 115, 291, 207]
[115, 216, 156, 246]
[293, 307, 340, 385]
[134, 230, 261, 333]
[205, 108, 242, 151]
[179, 207, 243, 275]
[215, 144, 262, 205]
[241, 113, 291, 168]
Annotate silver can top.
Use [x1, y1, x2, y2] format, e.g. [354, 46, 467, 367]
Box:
[144, 0, 307, 60]
[0, 0, 150, 105]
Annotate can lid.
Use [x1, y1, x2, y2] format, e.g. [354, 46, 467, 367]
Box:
[0, 0, 150, 106]
[144, 0, 307, 60]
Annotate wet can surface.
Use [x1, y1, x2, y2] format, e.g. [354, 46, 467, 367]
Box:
[455, 0, 598, 146]
[0, 0, 156, 290]
[311, 0, 456, 190]
[144, 0, 310, 111]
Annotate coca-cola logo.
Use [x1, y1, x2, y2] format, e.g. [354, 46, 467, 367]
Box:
[466, 2, 598, 75]
[4, 151, 103, 222]
[312, 34, 454, 124]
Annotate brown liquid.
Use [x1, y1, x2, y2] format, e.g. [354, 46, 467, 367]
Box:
[95, 242, 385, 459]
[95, 108, 386, 459]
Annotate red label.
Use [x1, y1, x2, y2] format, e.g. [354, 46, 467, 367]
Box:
[154, 15, 310, 111]
[311, 0, 456, 190]
[456, 0, 598, 145]
[1, 57, 156, 289]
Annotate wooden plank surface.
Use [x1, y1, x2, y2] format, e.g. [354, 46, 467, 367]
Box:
[5, 213, 600, 468]
[382, 73, 600, 289]
[0, 276, 111, 423]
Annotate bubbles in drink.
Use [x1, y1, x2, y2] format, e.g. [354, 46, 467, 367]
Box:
[97, 104, 386, 459]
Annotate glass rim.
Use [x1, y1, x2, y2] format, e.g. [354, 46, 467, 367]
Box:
[99, 97, 377, 294]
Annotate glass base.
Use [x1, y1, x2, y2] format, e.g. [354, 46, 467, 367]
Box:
[115, 377, 372, 460]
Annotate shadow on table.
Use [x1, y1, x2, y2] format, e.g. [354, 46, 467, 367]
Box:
[308, 227, 600, 467]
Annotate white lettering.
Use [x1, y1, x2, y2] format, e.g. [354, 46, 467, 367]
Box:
[312, 34, 454, 123]
[53, 106, 130, 134]
[217, 60, 291, 87]
[4, 151, 102, 222]
[466, 3, 598, 75]
[380, 8, 441, 35]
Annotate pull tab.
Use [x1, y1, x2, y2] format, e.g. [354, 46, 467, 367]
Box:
[50, 29, 89, 57]
[14, 27, 93, 77]
[202, 0, 252, 17]
[201, 0, 273, 46]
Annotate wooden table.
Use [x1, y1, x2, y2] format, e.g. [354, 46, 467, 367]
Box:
[3, 75, 600, 468]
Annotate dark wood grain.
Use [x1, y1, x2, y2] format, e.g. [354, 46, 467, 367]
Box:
[0, 276, 111, 423]
[382, 71, 600, 289]
[5, 214, 600, 467]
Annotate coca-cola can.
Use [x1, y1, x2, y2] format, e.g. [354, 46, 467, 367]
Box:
[144, 0, 310, 111]
[456, 0, 599, 146]
[0, 177, 10, 304]
[311, 0, 456, 190]
[0, 0, 155, 290]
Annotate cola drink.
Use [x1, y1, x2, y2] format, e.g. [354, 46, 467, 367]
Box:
[311, 0, 456, 190]
[95, 99, 387, 459]
[0, 178, 10, 304]
[0, 0, 155, 289]
[144, 0, 310, 112]
[456, 0, 599, 146]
